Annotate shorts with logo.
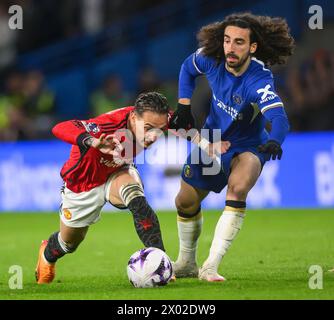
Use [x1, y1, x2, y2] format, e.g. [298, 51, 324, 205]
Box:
[181, 144, 267, 193]
[59, 165, 142, 228]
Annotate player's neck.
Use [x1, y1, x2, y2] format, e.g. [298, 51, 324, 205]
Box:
[225, 56, 251, 77]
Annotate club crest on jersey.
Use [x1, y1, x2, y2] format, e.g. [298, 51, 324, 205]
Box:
[184, 165, 193, 178]
[233, 94, 243, 105]
[63, 208, 72, 220]
[256, 84, 277, 103]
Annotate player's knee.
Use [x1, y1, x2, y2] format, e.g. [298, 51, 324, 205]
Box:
[228, 183, 249, 200]
[175, 195, 200, 215]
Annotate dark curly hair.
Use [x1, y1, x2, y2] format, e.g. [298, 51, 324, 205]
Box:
[135, 92, 169, 116]
[197, 12, 295, 66]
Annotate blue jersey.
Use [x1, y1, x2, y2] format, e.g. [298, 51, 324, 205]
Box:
[179, 49, 286, 146]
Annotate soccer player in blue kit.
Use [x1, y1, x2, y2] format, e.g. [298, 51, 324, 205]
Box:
[169, 13, 295, 281]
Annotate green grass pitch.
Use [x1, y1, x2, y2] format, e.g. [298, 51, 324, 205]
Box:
[0, 209, 333, 300]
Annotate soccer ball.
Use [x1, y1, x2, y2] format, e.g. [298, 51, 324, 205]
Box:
[127, 247, 173, 288]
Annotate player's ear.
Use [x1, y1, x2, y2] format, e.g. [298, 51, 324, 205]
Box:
[128, 111, 137, 129]
[130, 110, 137, 121]
[250, 42, 257, 54]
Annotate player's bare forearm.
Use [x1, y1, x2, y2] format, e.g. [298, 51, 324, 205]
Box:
[169, 97, 230, 157]
[175, 129, 230, 158]
[193, 133, 231, 158]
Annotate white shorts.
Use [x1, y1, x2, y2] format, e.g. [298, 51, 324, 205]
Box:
[59, 165, 142, 228]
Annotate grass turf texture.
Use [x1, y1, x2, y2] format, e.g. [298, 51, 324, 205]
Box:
[0, 209, 333, 300]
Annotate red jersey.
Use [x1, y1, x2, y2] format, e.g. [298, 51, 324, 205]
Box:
[53, 106, 141, 193]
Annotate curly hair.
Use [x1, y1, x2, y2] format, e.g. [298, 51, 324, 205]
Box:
[135, 92, 169, 115]
[197, 12, 295, 66]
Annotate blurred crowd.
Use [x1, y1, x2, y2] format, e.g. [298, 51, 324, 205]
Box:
[2, 48, 334, 141]
[0, 66, 178, 141]
[90, 67, 178, 117]
[0, 0, 173, 57]
[279, 49, 334, 131]
[0, 1, 334, 141]
[89, 67, 178, 118]
[0, 69, 56, 140]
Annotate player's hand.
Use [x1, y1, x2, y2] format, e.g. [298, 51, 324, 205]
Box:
[207, 141, 231, 158]
[169, 103, 195, 130]
[91, 134, 123, 157]
[257, 140, 283, 160]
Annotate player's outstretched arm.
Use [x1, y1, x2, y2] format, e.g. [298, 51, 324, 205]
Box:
[52, 119, 123, 157]
[170, 50, 214, 130]
[258, 107, 290, 160]
[52, 120, 88, 145]
[169, 53, 200, 130]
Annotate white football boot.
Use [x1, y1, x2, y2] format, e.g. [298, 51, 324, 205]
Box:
[172, 260, 199, 278]
[198, 266, 226, 282]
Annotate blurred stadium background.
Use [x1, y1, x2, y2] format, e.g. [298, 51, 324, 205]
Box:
[0, 0, 333, 212]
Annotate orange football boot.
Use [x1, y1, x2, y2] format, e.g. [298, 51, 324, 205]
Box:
[35, 240, 56, 284]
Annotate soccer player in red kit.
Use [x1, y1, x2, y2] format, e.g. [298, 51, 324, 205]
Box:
[35, 92, 170, 284]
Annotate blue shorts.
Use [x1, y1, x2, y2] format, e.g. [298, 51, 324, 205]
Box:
[181, 144, 267, 193]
